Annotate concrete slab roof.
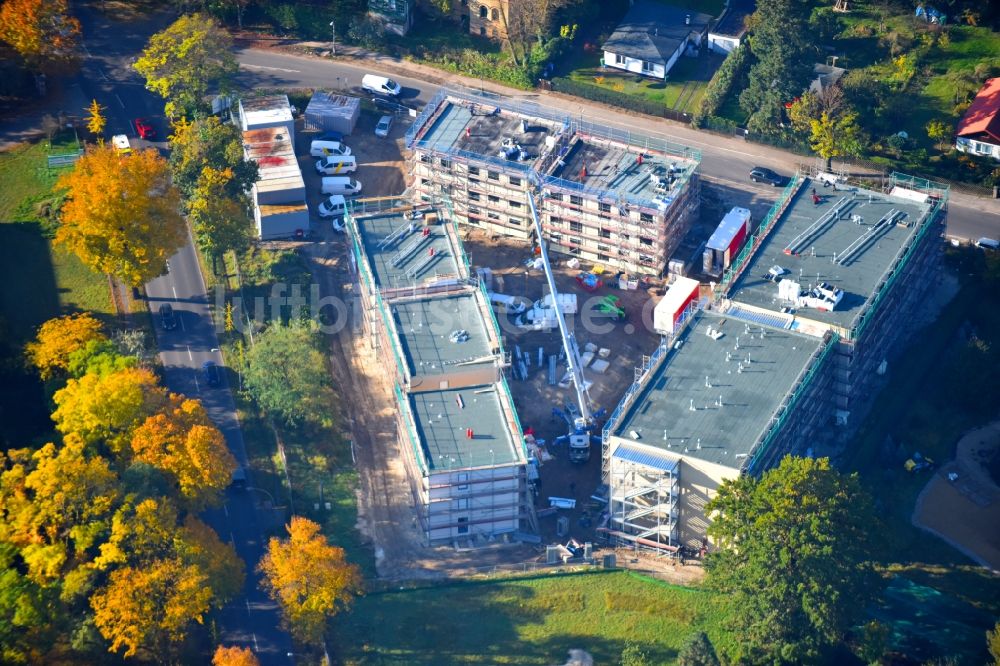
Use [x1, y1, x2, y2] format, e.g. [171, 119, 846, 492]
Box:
[728, 179, 932, 331]
[410, 385, 521, 471]
[418, 100, 557, 170]
[548, 136, 698, 208]
[392, 294, 495, 376]
[614, 310, 824, 468]
[353, 209, 461, 289]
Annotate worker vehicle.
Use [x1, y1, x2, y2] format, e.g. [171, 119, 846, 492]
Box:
[111, 134, 131, 155]
[488, 292, 528, 315]
[309, 139, 351, 158]
[320, 176, 363, 196]
[975, 237, 999, 250]
[534, 293, 577, 315]
[362, 74, 401, 97]
[317, 194, 347, 220]
[315, 154, 357, 175]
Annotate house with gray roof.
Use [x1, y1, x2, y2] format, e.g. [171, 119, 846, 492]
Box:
[602, 1, 713, 80]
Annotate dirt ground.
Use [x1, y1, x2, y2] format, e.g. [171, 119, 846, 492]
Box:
[912, 419, 1000, 572]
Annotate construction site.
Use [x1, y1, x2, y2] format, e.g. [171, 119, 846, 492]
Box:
[406, 89, 701, 277]
[601, 173, 949, 551]
[345, 197, 536, 544]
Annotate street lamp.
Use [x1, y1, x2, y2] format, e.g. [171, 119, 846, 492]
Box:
[329, 20, 336, 57]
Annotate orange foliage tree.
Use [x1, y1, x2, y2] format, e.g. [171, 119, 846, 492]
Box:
[0, 0, 80, 73]
[130, 398, 236, 509]
[25, 313, 106, 380]
[258, 517, 363, 646]
[55, 145, 186, 287]
[213, 645, 261, 666]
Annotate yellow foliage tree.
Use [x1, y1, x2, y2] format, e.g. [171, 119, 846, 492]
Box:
[25, 313, 106, 380]
[0, 0, 80, 73]
[176, 515, 245, 602]
[90, 557, 213, 659]
[52, 367, 168, 452]
[258, 517, 363, 646]
[85, 98, 107, 140]
[190, 166, 253, 274]
[130, 398, 236, 509]
[213, 645, 261, 666]
[94, 497, 179, 571]
[55, 145, 186, 287]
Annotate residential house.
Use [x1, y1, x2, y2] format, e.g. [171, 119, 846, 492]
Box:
[602, 1, 712, 80]
[956, 77, 1000, 161]
[707, 0, 754, 54]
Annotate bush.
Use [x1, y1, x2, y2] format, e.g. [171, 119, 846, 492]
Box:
[347, 16, 385, 49]
[692, 44, 749, 127]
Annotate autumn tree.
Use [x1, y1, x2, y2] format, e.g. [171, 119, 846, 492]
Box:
[676, 632, 720, 666]
[809, 110, 864, 170]
[213, 645, 261, 666]
[0, 0, 81, 73]
[85, 99, 107, 141]
[926, 119, 951, 151]
[190, 166, 254, 274]
[706, 456, 879, 664]
[66, 338, 137, 378]
[258, 517, 362, 646]
[168, 115, 258, 201]
[130, 397, 237, 509]
[739, 0, 815, 133]
[245, 324, 335, 427]
[134, 14, 238, 118]
[55, 145, 186, 287]
[988, 619, 1000, 666]
[51, 367, 168, 452]
[25, 313, 106, 380]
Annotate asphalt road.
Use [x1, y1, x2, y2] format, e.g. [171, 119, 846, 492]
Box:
[235, 47, 1000, 242]
[72, 7, 294, 663]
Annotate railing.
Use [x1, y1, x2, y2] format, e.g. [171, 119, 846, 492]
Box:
[719, 175, 805, 292]
[744, 332, 839, 474]
[849, 174, 949, 342]
[395, 382, 427, 475]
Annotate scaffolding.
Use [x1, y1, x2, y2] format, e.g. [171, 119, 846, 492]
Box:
[608, 444, 680, 548]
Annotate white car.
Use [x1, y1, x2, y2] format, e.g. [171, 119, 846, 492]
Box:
[375, 115, 393, 138]
[317, 194, 347, 220]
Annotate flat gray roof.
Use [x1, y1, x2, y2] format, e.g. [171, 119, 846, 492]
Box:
[410, 386, 520, 470]
[392, 294, 495, 376]
[354, 210, 460, 289]
[728, 179, 931, 330]
[419, 101, 555, 168]
[614, 310, 824, 467]
[549, 136, 698, 207]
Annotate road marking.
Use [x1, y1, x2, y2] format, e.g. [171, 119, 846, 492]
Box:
[223, 503, 229, 518]
[187, 345, 193, 361]
[244, 600, 260, 651]
[240, 63, 301, 74]
[178, 313, 185, 332]
[114, 93, 125, 109]
[171, 286, 177, 299]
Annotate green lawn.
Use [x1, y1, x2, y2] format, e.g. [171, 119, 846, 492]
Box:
[0, 141, 115, 340]
[566, 51, 720, 114]
[333, 571, 724, 665]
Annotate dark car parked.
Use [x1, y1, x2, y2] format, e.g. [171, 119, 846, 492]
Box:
[158, 303, 178, 330]
[750, 166, 785, 187]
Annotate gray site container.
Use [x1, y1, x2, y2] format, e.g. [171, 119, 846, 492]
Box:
[304, 91, 360, 135]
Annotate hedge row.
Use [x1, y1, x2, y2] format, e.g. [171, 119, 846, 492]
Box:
[550, 77, 692, 123]
[692, 44, 749, 127]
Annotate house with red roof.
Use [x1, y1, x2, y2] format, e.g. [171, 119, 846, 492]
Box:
[955, 78, 1000, 161]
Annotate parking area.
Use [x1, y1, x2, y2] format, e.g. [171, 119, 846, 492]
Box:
[296, 106, 411, 234]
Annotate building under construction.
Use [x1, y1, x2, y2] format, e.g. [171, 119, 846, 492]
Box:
[346, 197, 535, 543]
[601, 173, 948, 551]
[406, 89, 701, 276]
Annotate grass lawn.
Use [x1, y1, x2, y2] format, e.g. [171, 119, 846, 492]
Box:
[0, 141, 115, 340]
[845, 248, 1000, 617]
[566, 51, 719, 114]
[333, 570, 723, 664]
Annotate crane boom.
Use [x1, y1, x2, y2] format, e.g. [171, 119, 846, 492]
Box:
[527, 193, 593, 424]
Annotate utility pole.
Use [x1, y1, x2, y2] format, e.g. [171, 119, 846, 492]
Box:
[329, 21, 336, 56]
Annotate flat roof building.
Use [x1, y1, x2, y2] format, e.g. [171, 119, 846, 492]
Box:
[407, 89, 701, 276]
[242, 126, 308, 239]
[347, 197, 533, 544]
[601, 173, 947, 551]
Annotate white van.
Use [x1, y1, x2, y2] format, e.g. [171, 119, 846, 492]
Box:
[362, 74, 402, 97]
[315, 154, 357, 175]
[488, 292, 528, 315]
[309, 139, 351, 158]
[321, 177, 363, 196]
[975, 237, 999, 250]
[534, 293, 578, 315]
[317, 194, 347, 220]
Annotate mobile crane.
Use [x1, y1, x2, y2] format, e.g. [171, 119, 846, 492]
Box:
[527, 193, 595, 463]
